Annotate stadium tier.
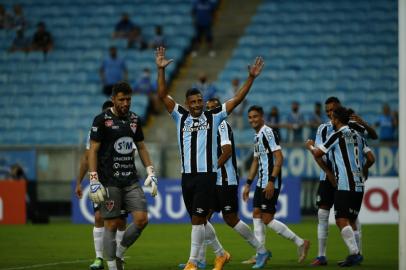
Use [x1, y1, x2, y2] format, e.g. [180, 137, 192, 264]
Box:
[215, 0, 397, 132]
[0, 0, 194, 145]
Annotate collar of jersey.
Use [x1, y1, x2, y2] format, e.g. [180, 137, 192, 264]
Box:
[256, 124, 267, 136]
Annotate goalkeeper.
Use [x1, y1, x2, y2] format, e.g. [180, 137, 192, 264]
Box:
[88, 81, 158, 270]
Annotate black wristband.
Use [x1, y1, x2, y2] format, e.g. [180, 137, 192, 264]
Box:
[246, 179, 253, 185]
[270, 176, 276, 183]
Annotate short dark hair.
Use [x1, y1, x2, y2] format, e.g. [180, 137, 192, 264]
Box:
[102, 100, 114, 111]
[185, 88, 202, 99]
[112, 81, 132, 96]
[325, 96, 341, 105]
[248, 105, 264, 115]
[333, 106, 350, 125]
[207, 97, 221, 105]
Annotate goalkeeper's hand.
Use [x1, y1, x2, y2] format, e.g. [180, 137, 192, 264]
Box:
[89, 172, 106, 203]
[144, 166, 158, 197]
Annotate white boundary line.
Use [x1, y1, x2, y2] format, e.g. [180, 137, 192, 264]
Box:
[0, 257, 130, 270]
[0, 259, 91, 270]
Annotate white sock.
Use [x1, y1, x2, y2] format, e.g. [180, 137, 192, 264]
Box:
[93, 227, 104, 259]
[116, 230, 125, 249]
[190, 224, 205, 263]
[317, 209, 329, 257]
[341, 225, 359, 255]
[116, 244, 127, 260]
[268, 219, 304, 247]
[107, 260, 117, 270]
[205, 221, 224, 257]
[354, 218, 362, 254]
[197, 240, 207, 263]
[233, 220, 266, 254]
[253, 218, 266, 246]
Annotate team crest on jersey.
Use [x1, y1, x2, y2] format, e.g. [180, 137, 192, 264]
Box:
[105, 200, 115, 212]
[105, 120, 113, 127]
[130, 122, 137, 133]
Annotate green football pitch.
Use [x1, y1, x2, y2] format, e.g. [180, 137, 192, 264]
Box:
[0, 219, 398, 270]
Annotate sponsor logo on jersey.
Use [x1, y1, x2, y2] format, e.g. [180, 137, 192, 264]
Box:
[105, 120, 113, 127]
[182, 122, 210, 132]
[114, 136, 134, 154]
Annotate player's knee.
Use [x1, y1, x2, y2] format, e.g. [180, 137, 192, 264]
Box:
[223, 213, 239, 227]
[262, 213, 274, 225]
[134, 216, 148, 229]
[94, 211, 104, 227]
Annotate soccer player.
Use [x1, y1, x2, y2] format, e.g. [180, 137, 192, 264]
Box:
[88, 82, 158, 270]
[75, 100, 129, 270]
[242, 105, 310, 265]
[181, 98, 269, 269]
[310, 97, 377, 266]
[156, 46, 264, 270]
[306, 106, 375, 267]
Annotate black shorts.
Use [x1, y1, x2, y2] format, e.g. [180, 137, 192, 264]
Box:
[334, 190, 364, 220]
[182, 173, 216, 218]
[213, 185, 239, 215]
[253, 186, 280, 214]
[316, 180, 336, 209]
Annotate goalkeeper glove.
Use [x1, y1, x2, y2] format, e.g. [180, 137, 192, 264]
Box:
[144, 166, 158, 197]
[89, 172, 106, 203]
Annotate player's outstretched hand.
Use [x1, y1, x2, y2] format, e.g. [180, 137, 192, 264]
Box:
[144, 166, 158, 197]
[305, 139, 315, 150]
[263, 181, 275, 200]
[242, 184, 250, 202]
[155, 46, 174, 69]
[89, 172, 106, 203]
[248, 56, 264, 78]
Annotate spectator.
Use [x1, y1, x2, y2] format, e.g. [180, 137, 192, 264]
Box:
[375, 103, 397, 141]
[308, 102, 323, 140]
[0, 4, 12, 29]
[99, 46, 128, 96]
[12, 4, 26, 31]
[133, 68, 159, 115]
[127, 26, 147, 50]
[267, 106, 281, 138]
[8, 28, 30, 53]
[8, 163, 27, 181]
[191, 0, 216, 57]
[193, 72, 217, 101]
[31, 22, 53, 53]
[286, 101, 305, 142]
[150, 25, 166, 48]
[113, 13, 137, 39]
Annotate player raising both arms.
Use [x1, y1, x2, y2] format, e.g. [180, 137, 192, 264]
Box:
[156, 46, 264, 270]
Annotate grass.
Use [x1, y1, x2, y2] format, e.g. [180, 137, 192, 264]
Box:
[0, 219, 398, 270]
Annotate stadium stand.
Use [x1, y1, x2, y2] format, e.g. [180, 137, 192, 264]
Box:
[214, 0, 397, 142]
[0, 0, 194, 145]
